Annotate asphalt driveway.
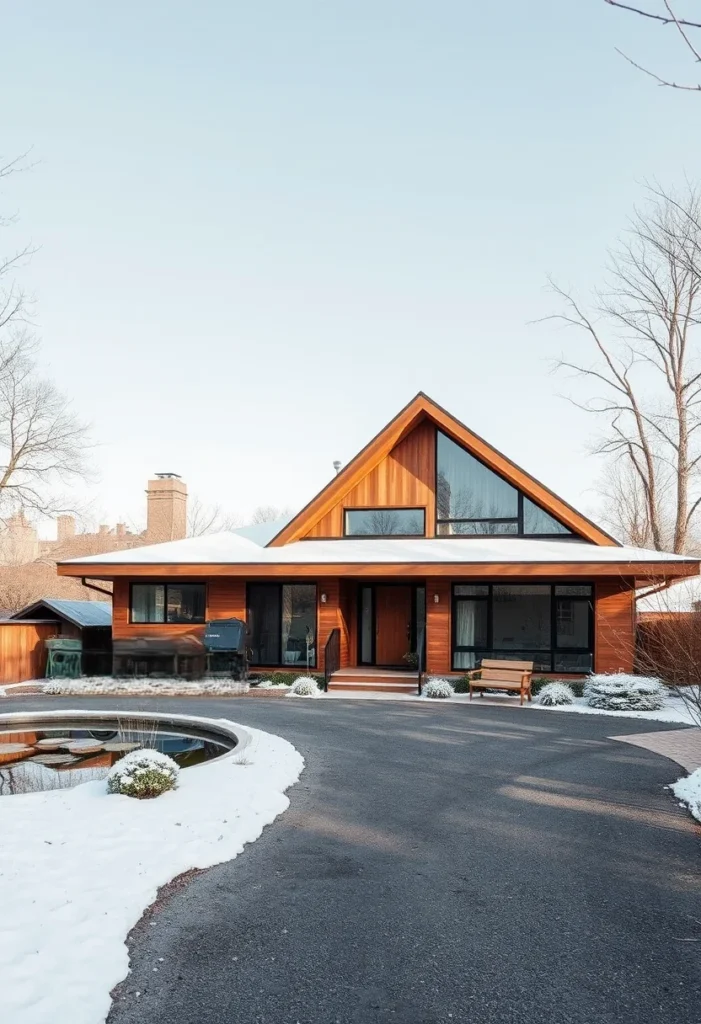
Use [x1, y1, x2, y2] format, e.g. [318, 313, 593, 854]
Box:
[4, 696, 700, 1024]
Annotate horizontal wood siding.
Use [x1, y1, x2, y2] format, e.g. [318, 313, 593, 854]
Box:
[595, 581, 635, 674]
[112, 578, 245, 640]
[305, 419, 436, 538]
[426, 578, 451, 675]
[0, 623, 57, 683]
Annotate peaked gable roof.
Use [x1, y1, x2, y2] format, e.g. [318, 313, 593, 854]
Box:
[268, 392, 618, 547]
[12, 598, 112, 627]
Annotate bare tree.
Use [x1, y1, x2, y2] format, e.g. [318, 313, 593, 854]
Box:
[0, 152, 36, 335]
[250, 504, 294, 524]
[604, 1, 701, 91]
[0, 330, 91, 519]
[187, 496, 241, 537]
[547, 184, 701, 554]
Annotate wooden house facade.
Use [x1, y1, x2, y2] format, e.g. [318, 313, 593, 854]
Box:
[57, 394, 700, 689]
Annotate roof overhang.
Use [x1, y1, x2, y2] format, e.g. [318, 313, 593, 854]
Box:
[58, 560, 699, 581]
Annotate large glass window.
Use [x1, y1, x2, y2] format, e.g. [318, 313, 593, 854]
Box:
[247, 583, 317, 667]
[436, 430, 574, 537]
[344, 508, 425, 536]
[452, 583, 593, 672]
[130, 583, 205, 624]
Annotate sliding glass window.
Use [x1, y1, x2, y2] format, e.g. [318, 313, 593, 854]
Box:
[130, 583, 206, 624]
[452, 583, 593, 672]
[247, 583, 317, 667]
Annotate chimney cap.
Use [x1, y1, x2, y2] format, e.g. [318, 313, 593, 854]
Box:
[332, 460, 342, 475]
[154, 472, 181, 480]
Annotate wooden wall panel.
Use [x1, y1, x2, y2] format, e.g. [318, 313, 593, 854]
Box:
[317, 578, 340, 673]
[426, 578, 452, 675]
[304, 419, 436, 538]
[595, 580, 635, 674]
[0, 622, 57, 683]
[112, 578, 245, 640]
[338, 580, 357, 668]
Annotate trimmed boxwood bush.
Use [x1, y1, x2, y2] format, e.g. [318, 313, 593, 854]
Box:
[423, 678, 455, 699]
[584, 673, 666, 711]
[289, 676, 321, 697]
[107, 748, 179, 799]
[538, 682, 576, 706]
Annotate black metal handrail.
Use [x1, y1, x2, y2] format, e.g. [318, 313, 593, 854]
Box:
[323, 628, 341, 692]
[417, 627, 425, 695]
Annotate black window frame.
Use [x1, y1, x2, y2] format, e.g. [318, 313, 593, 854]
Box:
[451, 582, 594, 673]
[129, 582, 207, 625]
[246, 582, 318, 668]
[435, 430, 577, 539]
[343, 506, 426, 538]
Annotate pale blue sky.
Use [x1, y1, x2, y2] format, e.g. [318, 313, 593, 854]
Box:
[1, 2, 698, 532]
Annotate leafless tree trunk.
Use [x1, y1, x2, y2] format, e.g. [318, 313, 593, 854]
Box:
[547, 184, 701, 553]
[0, 154, 91, 521]
[604, 1, 701, 91]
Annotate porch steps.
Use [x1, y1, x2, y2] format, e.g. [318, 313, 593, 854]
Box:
[328, 668, 419, 694]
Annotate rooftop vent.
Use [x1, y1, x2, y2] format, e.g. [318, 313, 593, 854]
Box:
[155, 472, 182, 480]
[332, 460, 342, 475]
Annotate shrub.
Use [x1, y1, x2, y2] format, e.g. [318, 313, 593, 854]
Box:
[288, 675, 321, 697]
[107, 748, 179, 799]
[538, 682, 576, 706]
[452, 675, 471, 694]
[584, 673, 666, 711]
[423, 677, 455, 699]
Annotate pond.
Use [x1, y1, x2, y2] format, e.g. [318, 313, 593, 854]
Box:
[0, 718, 234, 796]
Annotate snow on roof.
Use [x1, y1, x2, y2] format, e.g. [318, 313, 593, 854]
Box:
[61, 532, 700, 567]
[233, 516, 294, 546]
[12, 599, 112, 627]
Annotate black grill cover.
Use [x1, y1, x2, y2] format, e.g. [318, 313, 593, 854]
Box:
[203, 618, 246, 653]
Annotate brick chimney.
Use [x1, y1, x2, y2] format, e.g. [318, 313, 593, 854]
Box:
[116, 522, 126, 538]
[146, 473, 187, 542]
[57, 515, 76, 542]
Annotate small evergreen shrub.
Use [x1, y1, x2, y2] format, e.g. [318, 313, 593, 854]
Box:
[584, 673, 666, 711]
[288, 675, 321, 697]
[452, 675, 471, 694]
[538, 682, 576, 706]
[423, 678, 455, 699]
[107, 748, 179, 799]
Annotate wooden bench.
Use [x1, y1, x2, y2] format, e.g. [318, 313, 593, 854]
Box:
[468, 659, 534, 705]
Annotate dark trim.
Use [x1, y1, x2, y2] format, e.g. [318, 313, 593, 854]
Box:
[343, 506, 426, 538]
[450, 581, 595, 673]
[81, 578, 113, 599]
[128, 581, 207, 625]
[245, 581, 318, 669]
[435, 428, 576, 540]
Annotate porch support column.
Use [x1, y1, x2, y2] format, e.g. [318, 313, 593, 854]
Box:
[426, 578, 451, 676]
[594, 580, 635, 674]
[317, 578, 341, 674]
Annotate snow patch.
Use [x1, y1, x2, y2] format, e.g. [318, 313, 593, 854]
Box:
[0, 714, 303, 1024]
[671, 768, 701, 823]
[41, 676, 249, 696]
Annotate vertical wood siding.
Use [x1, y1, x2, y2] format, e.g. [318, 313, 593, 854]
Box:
[595, 580, 635, 674]
[426, 577, 452, 674]
[0, 623, 57, 683]
[304, 419, 436, 538]
[317, 578, 340, 672]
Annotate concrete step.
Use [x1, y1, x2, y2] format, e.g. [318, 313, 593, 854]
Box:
[328, 680, 419, 693]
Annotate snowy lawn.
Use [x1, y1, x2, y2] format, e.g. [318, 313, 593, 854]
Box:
[533, 693, 696, 725]
[672, 768, 701, 824]
[0, 712, 303, 1024]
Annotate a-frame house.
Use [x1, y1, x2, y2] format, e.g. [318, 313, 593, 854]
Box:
[59, 394, 699, 688]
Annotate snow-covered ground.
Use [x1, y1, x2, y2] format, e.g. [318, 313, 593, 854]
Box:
[0, 713, 303, 1024]
[672, 768, 701, 823]
[39, 676, 248, 696]
[533, 694, 697, 725]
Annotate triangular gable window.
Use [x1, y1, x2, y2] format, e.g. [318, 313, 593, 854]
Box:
[436, 431, 573, 537]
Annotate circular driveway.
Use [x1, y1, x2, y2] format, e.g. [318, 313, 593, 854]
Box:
[5, 695, 700, 1024]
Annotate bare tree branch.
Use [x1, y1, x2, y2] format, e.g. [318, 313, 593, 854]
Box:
[605, 0, 701, 91]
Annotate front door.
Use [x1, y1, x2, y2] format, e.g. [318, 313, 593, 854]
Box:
[375, 585, 413, 666]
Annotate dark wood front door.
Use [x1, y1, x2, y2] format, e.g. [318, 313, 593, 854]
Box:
[375, 586, 412, 666]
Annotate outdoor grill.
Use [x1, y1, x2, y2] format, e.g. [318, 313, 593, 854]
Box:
[203, 618, 248, 680]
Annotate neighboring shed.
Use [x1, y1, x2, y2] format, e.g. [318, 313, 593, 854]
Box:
[10, 599, 113, 676]
[0, 620, 60, 684]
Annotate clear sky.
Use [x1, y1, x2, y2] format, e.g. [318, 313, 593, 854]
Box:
[1, 1, 698, 534]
